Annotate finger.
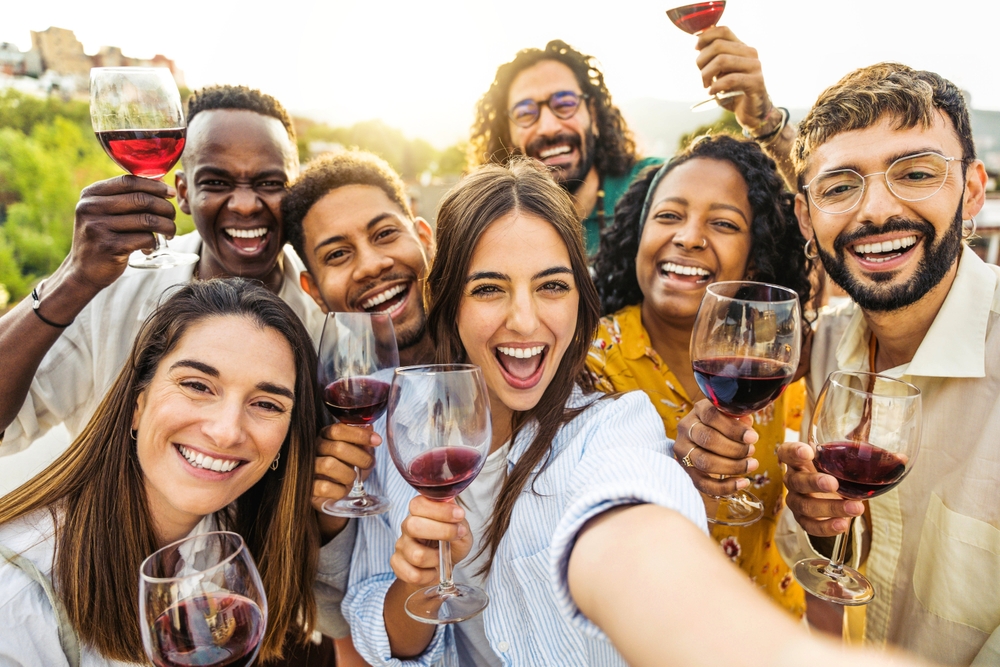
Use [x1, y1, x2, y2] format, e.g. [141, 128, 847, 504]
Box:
[76, 189, 178, 219]
[784, 469, 842, 495]
[700, 55, 763, 88]
[685, 444, 758, 476]
[321, 423, 382, 447]
[390, 551, 439, 587]
[409, 495, 465, 523]
[80, 174, 176, 199]
[692, 401, 759, 446]
[314, 457, 360, 487]
[708, 71, 766, 97]
[785, 491, 865, 523]
[694, 40, 759, 71]
[312, 478, 348, 504]
[401, 514, 468, 544]
[685, 421, 757, 461]
[786, 506, 859, 537]
[693, 25, 740, 50]
[316, 439, 375, 470]
[777, 442, 817, 470]
[78, 213, 178, 241]
[687, 471, 751, 496]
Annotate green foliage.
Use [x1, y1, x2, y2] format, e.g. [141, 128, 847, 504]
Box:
[678, 110, 743, 150]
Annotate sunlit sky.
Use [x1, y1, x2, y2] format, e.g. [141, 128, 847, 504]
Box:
[4, 0, 1000, 148]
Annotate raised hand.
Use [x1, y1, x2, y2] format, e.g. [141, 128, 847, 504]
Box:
[694, 26, 773, 131]
[777, 441, 865, 537]
[390, 496, 472, 589]
[312, 423, 381, 540]
[674, 398, 759, 497]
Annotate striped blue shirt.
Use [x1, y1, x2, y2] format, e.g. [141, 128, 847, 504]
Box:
[343, 388, 707, 666]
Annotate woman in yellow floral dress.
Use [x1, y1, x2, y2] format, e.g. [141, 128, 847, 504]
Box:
[588, 135, 813, 617]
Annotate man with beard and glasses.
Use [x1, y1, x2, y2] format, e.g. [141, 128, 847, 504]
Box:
[469, 40, 660, 258]
[672, 63, 999, 665]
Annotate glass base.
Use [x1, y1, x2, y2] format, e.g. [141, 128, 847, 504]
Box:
[128, 248, 199, 270]
[706, 489, 763, 526]
[405, 582, 489, 625]
[792, 558, 874, 606]
[690, 90, 745, 112]
[321, 494, 390, 518]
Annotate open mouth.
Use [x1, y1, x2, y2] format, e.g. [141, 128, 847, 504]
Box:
[223, 227, 271, 255]
[658, 261, 712, 284]
[495, 344, 548, 390]
[359, 282, 411, 317]
[531, 144, 576, 168]
[850, 234, 918, 264]
[176, 444, 244, 474]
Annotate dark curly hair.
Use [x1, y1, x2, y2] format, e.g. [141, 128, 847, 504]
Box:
[186, 84, 295, 141]
[468, 40, 638, 177]
[282, 150, 411, 272]
[593, 134, 813, 317]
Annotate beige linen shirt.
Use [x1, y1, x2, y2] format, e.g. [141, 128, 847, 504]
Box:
[806, 246, 1000, 665]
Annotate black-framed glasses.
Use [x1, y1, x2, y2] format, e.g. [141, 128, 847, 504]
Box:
[508, 91, 589, 128]
[803, 151, 962, 215]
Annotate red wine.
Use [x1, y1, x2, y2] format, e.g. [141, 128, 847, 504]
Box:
[96, 128, 185, 178]
[815, 441, 907, 500]
[151, 592, 263, 667]
[667, 1, 726, 34]
[324, 377, 390, 425]
[692, 356, 793, 416]
[405, 447, 484, 501]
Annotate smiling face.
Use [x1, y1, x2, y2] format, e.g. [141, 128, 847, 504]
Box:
[507, 60, 596, 192]
[132, 315, 296, 542]
[298, 185, 434, 351]
[177, 109, 299, 284]
[457, 211, 579, 422]
[796, 114, 980, 312]
[636, 158, 753, 328]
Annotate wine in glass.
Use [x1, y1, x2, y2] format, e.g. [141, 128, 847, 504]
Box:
[318, 311, 397, 517]
[691, 281, 801, 525]
[387, 364, 492, 624]
[666, 1, 745, 112]
[90, 67, 199, 269]
[793, 371, 921, 605]
[139, 531, 267, 667]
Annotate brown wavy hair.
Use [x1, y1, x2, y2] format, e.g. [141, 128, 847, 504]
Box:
[468, 40, 638, 178]
[0, 278, 320, 663]
[426, 159, 602, 575]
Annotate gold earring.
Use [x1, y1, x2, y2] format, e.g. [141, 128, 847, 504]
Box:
[962, 217, 977, 240]
[804, 237, 819, 260]
[270, 451, 280, 471]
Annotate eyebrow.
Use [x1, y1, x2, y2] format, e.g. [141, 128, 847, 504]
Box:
[466, 266, 574, 283]
[652, 197, 749, 224]
[192, 166, 288, 181]
[313, 212, 398, 253]
[170, 360, 295, 400]
[823, 146, 944, 174]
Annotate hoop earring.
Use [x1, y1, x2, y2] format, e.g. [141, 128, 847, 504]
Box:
[130, 429, 137, 441]
[803, 237, 819, 260]
[270, 451, 280, 471]
[962, 217, 977, 240]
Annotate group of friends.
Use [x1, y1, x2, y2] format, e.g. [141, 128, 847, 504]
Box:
[0, 25, 996, 667]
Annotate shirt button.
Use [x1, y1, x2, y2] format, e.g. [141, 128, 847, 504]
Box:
[497, 641, 510, 652]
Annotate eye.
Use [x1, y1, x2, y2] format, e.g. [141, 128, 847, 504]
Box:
[711, 219, 741, 232]
[653, 210, 682, 223]
[374, 227, 400, 243]
[253, 398, 286, 413]
[200, 179, 230, 189]
[324, 247, 350, 265]
[180, 379, 212, 394]
[256, 180, 287, 191]
[470, 283, 502, 298]
[540, 280, 571, 293]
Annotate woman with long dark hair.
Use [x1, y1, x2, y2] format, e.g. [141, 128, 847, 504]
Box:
[0, 278, 321, 664]
[590, 134, 813, 616]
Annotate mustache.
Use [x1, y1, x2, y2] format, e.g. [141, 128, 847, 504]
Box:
[832, 218, 936, 254]
[524, 132, 582, 159]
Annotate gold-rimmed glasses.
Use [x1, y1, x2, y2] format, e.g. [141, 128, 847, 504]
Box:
[803, 151, 963, 215]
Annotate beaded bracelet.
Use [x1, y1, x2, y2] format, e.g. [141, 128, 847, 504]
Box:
[743, 107, 789, 143]
[31, 281, 74, 328]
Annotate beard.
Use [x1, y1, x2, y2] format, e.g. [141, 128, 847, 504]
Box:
[817, 200, 964, 313]
[523, 129, 597, 195]
[395, 314, 427, 351]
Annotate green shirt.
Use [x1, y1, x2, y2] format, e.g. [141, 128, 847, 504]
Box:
[582, 156, 662, 257]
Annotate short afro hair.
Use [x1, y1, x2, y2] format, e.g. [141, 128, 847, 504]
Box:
[282, 150, 412, 270]
[186, 84, 295, 142]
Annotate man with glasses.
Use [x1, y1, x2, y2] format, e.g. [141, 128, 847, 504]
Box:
[675, 63, 998, 664]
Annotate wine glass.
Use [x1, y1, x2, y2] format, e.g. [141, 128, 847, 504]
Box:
[139, 531, 267, 667]
[90, 67, 199, 269]
[387, 364, 492, 624]
[318, 311, 398, 517]
[666, 1, 745, 112]
[793, 371, 921, 605]
[690, 281, 801, 525]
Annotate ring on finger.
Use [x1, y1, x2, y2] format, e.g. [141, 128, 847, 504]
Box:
[681, 447, 697, 469]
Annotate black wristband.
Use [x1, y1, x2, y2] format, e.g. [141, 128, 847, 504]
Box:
[31, 282, 74, 328]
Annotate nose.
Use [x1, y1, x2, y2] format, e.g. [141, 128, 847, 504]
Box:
[227, 185, 263, 217]
[534, 104, 564, 136]
[201, 397, 246, 449]
[505, 288, 540, 336]
[672, 218, 707, 250]
[351, 243, 394, 283]
[854, 173, 904, 225]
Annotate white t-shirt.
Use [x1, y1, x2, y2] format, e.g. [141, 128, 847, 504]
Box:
[453, 442, 510, 667]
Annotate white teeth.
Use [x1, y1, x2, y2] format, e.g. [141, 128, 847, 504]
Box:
[224, 227, 268, 239]
[361, 284, 407, 310]
[853, 235, 917, 255]
[660, 262, 710, 277]
[539, 145, 571, 159]
[497, 345, 545, 359]
[178, 445, 240, 473]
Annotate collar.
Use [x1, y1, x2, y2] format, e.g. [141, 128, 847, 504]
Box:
[835, 245, 996, 379]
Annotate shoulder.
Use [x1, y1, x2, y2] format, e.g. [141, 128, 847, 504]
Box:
[565, 389, 661, 439]
[0, 510, 57, 610]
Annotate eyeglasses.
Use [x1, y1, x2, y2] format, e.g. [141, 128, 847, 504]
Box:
[803, 151, 962, 215]
[508, 91, 589, 128]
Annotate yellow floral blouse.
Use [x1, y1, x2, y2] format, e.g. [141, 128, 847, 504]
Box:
[587, 305, 805, 617]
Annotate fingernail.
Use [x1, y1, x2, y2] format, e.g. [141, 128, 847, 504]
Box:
[834, 519, 849, 532]
[166, 186, 176, 196]
[746, 444, 756, 457]
[370, 433, 382, 446]
[743, 430, 758, 445]
[457, 524, 467, 538]
[736, 478, 750, 490]
[452, 506, 464, 520]
[746, 458, 759, 473]
[847, 501, 865, 516]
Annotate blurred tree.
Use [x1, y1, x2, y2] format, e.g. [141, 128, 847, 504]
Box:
[677, 110, 742, 150]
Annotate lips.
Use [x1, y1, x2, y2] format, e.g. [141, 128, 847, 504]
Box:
[356, 281, 412, 319]
[495, 344, 547, 390]
[850, 234, 919, 265]
[658, 260, 713, 286]
[526, 134, 581, 169]
[175, 443, 245, 477]
[222, 226, 271, 256]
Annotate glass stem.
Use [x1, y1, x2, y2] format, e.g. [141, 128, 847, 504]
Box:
[347, 466, 367, 498]
[152, 232, 165, 252]
[823, 517, 855, 576]
[437, 539, 457, 594]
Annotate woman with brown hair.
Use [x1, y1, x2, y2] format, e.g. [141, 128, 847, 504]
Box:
[341, 160, 929, 667]
[0, 278, 321, 665]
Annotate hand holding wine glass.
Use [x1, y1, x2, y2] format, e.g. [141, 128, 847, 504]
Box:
[317, 311, 397, 517]
[666, 1, 746, 112]
[791, 371, 921, 605]
[139, 531, 267, 667]
[387, 364, 491, 624]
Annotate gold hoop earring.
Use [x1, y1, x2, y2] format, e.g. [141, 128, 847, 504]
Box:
[962, 217, 977, 240]
[270, 451, 280, 471]
[804, 237, 819, 260]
